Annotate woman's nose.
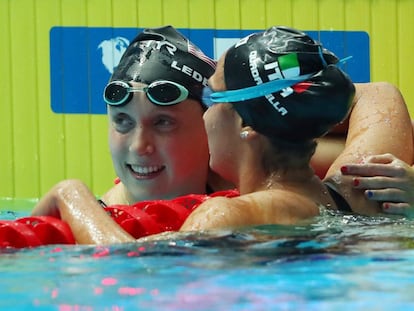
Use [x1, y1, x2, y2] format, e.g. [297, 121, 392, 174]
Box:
[129, 127, 155, 155]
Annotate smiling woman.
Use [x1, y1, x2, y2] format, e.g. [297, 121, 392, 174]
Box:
[100, 26, 234, 204]
[107, 81, 209, 203]
[28, 26, 235, 242]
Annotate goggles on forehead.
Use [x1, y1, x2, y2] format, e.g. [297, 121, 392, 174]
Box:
[103, 80, 189, 106]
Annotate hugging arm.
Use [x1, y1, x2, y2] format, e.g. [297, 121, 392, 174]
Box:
[31, 179, 135, 244]
[324, 82, 414, 215]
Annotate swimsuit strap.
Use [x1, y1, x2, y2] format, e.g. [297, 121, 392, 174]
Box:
[324, 183, 353, 213]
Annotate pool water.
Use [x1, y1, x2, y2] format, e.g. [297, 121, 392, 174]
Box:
[1, 208, 414, 310]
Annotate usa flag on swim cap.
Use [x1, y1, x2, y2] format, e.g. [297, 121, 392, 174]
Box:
[188, 42, 217, 69]
[110, 26, 216, 103]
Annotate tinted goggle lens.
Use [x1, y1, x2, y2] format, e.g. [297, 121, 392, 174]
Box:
[103, 80, 189, 106]
[147, 80, 188, 105]
[104, 81, 132, 105]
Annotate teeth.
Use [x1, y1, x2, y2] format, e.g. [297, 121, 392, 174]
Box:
[130, 165, 162, 174]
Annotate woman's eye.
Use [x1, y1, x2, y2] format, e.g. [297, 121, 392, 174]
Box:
[112, 113, 134, 133]
[155, 118, 172, 126]
[154, 116, 177, 130]
[154, 116, 175, 126]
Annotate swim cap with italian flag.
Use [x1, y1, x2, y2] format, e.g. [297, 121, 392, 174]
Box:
[223, 26, 355, 142]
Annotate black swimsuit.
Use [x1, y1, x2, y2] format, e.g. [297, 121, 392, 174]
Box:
[325, 183, 353, 212]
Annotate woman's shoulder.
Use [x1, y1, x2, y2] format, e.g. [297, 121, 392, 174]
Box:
[250, 187, 318, 205]
[181, 189, 318, 231]
[100, 182, 128, 206]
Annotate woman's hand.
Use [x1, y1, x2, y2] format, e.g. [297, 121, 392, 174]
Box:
[341, 153, 414, 217]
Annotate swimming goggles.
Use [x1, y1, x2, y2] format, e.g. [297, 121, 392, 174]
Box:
[104, 80, 189, 106]
[202, 56, 353, 107]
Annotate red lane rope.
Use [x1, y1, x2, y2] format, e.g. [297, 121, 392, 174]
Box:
[0, 190, 239, 248]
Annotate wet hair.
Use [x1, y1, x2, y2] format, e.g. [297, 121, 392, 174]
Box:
[261, 138, 317, 173]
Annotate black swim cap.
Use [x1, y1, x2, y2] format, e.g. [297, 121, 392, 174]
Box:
[110, 25, 216, 104]
[223, 26, 355, 142]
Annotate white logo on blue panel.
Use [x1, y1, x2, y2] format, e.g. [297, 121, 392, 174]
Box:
[98, 37, 130, 74]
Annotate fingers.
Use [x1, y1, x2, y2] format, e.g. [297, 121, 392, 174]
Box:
[351, 178, 414, 218]
[363, 153, 398, 164]
[362, 188, 407, 202]
[352, 176, 406, 190]
[364, 191, 414, 218]
[342, 163, 406, 177]
[338, 153, 414, 218]
[382, 202, 414, 218]
[340, 153, 411, 179]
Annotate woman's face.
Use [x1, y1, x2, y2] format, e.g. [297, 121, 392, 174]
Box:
[108, 82, 210, 202]
[203, 58, 242, 183]
[203, 103, 241, 183]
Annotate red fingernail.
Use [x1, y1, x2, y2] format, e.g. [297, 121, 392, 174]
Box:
[383, 203, 389, 209]
[340, 166, 348, 174]
[353, 178, 359, 186]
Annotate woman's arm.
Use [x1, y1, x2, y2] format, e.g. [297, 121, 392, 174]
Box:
[324, 82, 414, 215]
[32, 179, 135, 244]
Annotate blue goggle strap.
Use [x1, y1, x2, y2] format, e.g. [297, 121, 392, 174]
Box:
[208, 74, 313, 103]
[208, 56, 352, 104]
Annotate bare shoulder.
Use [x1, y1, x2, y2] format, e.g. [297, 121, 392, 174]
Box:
[180, 196, 235, 231]
[180, 190, 319, 231]
[354, 81, 401, 98]
[239, 190, 320, 221]
[100, 182, 126, 205]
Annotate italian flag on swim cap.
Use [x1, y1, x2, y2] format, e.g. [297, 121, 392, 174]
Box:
[278, 53, 312, 93]
[278, 53, 300, 79]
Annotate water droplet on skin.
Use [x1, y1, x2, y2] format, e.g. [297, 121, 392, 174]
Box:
[331, 172, 342, 184]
